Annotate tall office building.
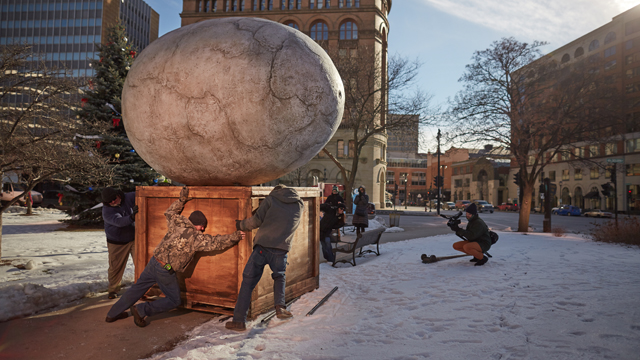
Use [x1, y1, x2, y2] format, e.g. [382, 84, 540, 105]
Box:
[0, 0, 159, 79]
[181, 0, 391, 207]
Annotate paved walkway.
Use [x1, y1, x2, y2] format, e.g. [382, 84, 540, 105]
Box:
[0, 295, 218, 360]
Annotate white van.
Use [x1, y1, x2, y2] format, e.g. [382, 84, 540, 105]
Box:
[1, 182, 43, 207]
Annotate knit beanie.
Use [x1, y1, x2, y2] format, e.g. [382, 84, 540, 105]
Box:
[332, 185, 338, 192]
[101, 187, 119, 204]
[189, 211, 208, 228]
[466, 203, 478, 216]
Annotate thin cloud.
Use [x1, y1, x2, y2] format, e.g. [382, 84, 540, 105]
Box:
[421, 0, 638, 47]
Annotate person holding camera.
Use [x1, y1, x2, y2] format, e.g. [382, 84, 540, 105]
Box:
[448, 203, 492, 266]
[319, 202, 346, 263]
[105, 186, 244, 327]
[325, 186, 344, 207]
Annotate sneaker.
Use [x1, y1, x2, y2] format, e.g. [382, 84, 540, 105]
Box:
[474, 256, 488, 266]
[130, 305, 147, 327]
[225, 321, 247, 331]
[105, 312, 128, 323]
[275, 305, 293, 319]
[108, 292, 118, 299]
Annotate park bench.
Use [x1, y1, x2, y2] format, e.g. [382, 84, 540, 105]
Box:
[331, 227, 385, 267]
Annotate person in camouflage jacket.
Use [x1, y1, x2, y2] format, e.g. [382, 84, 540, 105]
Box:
[105, 186, 244, 327]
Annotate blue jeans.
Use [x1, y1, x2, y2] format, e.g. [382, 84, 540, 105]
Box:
[107, 256, 182, 319]
[233, 246, 288, 322]
[320, 236, 335, 263]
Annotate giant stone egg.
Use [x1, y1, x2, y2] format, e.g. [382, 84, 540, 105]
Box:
[122, 17, 344, 185]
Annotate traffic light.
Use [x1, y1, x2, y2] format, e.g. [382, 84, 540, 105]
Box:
[394, 184, 399, 194]
[601, 183, 612, 197]
[433, 176, 438, 188]
[513, 172, 521, 186]
[433, 176, 443, 187]
[629, 189, 633, 199]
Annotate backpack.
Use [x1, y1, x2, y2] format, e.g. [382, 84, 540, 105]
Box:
[489, 230, 499, 245]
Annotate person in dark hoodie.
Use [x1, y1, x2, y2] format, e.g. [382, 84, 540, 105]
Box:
[450, 203, 492, 266]
[352, 185, 369, 237]
[319, 202, 346, 263]
[101, 187, 138, 299]
[105, 186, 244, 327]
[225, 184, 304, 332]
[324, 185, 344, 206]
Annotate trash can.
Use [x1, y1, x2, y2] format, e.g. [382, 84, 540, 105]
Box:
[389, 211, 401, 227]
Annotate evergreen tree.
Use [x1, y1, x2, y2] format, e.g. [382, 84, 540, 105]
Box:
[66, 22, 158, 224]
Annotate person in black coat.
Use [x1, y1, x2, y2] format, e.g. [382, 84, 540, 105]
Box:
[352, 186, 369, 237]
[319, 202, 345, 263]
[324, 186, 344, 207]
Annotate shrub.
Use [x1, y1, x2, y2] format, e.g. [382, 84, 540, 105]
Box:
[589, 217, 640, 246]
[552, 227, 565, 237]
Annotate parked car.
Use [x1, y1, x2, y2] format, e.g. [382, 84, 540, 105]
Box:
[555, 205, 582, 216]
[472, 200, 494, 213]
[443, 201, 456, 210]
[367, 202, 376, 217]
[41, 190, 76, 211]
[584, 209, 613, 218]
[497, 203, 518, 211]
[551, 207, 560, 214]
[455, 200, 470, 210]
[385, 200, 393, 208]
[1, 182, 43, 207]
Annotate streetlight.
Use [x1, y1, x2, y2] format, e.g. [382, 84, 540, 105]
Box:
[402, 174, 408, 209]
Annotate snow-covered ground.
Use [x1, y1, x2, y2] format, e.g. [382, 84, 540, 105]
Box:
[1, 207, 640, 359]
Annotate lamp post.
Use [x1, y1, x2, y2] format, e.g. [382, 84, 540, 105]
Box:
[402, 175, 408, 209]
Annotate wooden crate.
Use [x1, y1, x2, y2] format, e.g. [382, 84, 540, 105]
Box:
[134, 186, 320, 319]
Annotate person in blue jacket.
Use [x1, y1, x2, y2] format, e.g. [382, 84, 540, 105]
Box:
[101, 187, 138, 299]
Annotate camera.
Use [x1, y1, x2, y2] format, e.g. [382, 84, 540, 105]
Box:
[440, 211, 463, 230]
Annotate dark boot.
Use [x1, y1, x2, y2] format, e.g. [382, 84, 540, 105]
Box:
[130, 305, 147, 327]
[275, 305, 293, 319]
[105, 312, 128, 323]
[469, 257, 479, 262]
[108, 292, 118, 299]
[474, 256, 488, 266]
[225, 321, 247, 331]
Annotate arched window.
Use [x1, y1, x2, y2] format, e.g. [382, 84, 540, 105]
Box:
[604, 31, 616, 45]
[574, 47, 584, 58]
[284, 21, 299, 30]
[561, 53, 570, 63]
[310, 21, 328, 41]
[339, 20, 358, 40]
[589, 39, 600, 51]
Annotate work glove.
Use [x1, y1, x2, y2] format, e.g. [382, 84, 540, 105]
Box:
[236, 220, 242, 231]
[179, 186, 189, 202]
[130, 205, 139, 221]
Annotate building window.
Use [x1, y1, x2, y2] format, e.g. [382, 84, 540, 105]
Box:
[575, 147, 585, 158]
[574, 47, 584, 58]
[575, 168, 583, 180]
[590, 167, 599, 179]
[589, 39, 600, 51]
[284, 21, 299, 30]
[589, 145, 600, 157]
[605, 143, 617, 155]
[339, 20, 358, 40]
[310, 0, 314, 9]
[412, 172, 426, 186]
[387, 171, 394, 184]
[549, 171, 556, 181]
[454, 179, 462, 188]
[348, 140, 355, 158]
[627, 163, 640, 176]
[310, 21, 328, 41]
[337, 140, 345, 157]
[528, 155, 535, 165]
[604, 46, 616, 58]
[605, 60, 617, 71]
[561, 54, 570, 63]
[268, 0, 273, 10]
[318, 147, 329, 158]
[604, 31, 617, 44]
[562, 169, 570, 180]
[626, 138, 640, 152]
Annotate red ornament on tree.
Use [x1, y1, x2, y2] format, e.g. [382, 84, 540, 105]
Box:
[81, 98, 88, 107]
[112, 118, 121, 127]
[88, 80, 94, 90]
[129, 50, 136, 57]
[96, 141, 102, 149]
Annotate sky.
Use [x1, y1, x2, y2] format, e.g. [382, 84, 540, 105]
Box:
[145, 0, 640, 150]
[1, 207, 639, 358]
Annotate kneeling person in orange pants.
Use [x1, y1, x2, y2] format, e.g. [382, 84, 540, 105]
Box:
[451, 203, 492, 266]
